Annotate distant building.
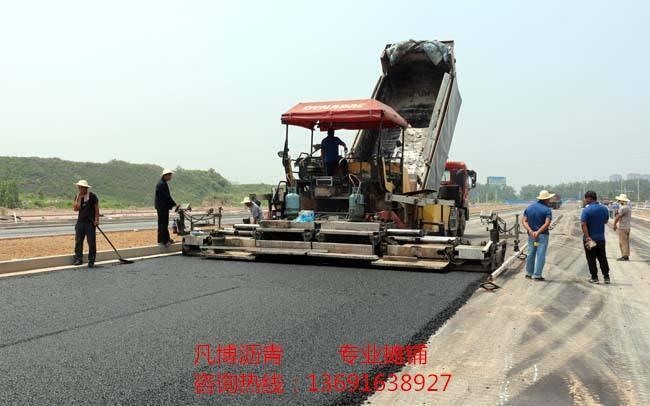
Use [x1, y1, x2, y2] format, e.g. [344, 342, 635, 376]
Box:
[627, 173, 650, 181]
[609, 174, 622, 182]
[487, 176, 507, 186]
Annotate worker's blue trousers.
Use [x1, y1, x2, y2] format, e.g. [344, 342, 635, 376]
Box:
[526, 233, 549, 278]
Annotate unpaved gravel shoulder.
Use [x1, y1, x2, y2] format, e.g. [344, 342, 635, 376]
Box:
[368, 208, 650, 405]
[0, 229, 159, 261]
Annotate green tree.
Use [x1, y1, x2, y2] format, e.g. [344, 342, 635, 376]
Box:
[519, 180, 649, 202]
[0, 181, 20, 208]
[471, 183, 518, 202]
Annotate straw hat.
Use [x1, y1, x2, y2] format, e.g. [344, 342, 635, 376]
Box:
[161, 168, 174, 176]
[536, 190, 555, 200]
[75, 180, 91, 188]
[241, 197, 252, 204]
[615, 193, 630, 202]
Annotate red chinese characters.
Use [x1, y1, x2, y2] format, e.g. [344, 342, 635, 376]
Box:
[194, 342, 285, 397]
[337, 343, 428, 366]
[194, 342, 283, 366]
[194, 372, 285, 395]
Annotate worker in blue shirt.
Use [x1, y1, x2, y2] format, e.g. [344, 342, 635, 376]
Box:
[581, 190, 611, 284]
[522, 190, 554, 281]
[321, 129, 347, 176]
[610, 200, 620, 219]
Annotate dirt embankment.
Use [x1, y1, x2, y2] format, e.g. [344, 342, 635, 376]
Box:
[469, 203, 517, 214]
[634, 209, 650, 220]
[0, 206, 241, 223]
[0, 229, 159, 261]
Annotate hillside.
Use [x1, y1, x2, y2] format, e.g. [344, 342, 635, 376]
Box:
[0, 156, 273, 208]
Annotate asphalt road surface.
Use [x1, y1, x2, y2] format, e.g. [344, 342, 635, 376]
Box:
[0, 254, 487, 405]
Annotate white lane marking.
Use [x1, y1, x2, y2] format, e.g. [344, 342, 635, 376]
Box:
[498, 353, 514, 405]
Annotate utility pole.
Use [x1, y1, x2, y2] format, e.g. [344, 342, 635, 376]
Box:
[638, 178, 641, 202]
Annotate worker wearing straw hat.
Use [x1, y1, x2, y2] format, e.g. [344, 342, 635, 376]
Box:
[522, 190, 554, 281]
[72, 180, 99, 267]
[241, 196, 264, 224]
[155, 168, 179, 247]
[613, 193, 632, 261]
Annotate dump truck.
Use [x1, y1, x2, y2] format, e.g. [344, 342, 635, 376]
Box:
[439, 161, 477, 236]
[549, 193, 562, 209]
[181, 40, 508, 271]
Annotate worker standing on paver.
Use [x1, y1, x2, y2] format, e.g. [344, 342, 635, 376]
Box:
[155, 168, 178, 247]
[522, 190, 554, 281]
[241, 196, 264, 224]
[321, 129, 347, 176]
[581, 190, 611, 284]
[72, 180, 99, 267]
[613, 193, 632, 261]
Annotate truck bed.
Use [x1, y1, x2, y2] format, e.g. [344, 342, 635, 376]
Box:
[352, 40, 462, 196]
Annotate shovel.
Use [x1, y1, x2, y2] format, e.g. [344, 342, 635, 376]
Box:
[97, 226, 134, 264]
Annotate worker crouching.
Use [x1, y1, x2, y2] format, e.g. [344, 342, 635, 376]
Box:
[242, 196, 264, 224]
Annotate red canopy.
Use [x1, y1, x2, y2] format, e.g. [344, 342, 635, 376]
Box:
[281, 99, 408, 130]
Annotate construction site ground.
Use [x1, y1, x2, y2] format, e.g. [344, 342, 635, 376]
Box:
[2, 205, 647, 405]
[0, 204, 515, 261]
[0, 213, 499, 405]
[368, 206, 650, 405]
[0, 229, 160, 261]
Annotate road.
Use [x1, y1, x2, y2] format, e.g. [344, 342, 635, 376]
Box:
[0, 215, 245, 239]
[369, 208, 650, 405]
[0, 208, 521, 240]
[0, 213, 519, 405]
[0, 256, 484, 405]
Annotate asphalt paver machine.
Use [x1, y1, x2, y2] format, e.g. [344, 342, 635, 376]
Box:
[182, 40, 508, 271]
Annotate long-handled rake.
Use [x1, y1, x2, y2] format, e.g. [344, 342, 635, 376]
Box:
[97, 226, 134, 264]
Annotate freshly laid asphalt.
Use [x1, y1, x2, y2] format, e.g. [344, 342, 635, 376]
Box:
[0, 255, 485, 405]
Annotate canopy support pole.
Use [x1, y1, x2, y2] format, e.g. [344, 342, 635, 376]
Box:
[283, 124, 289, 158]
[283, 124, 294, 186]
[401, 127, 405, 191]
[310, 129, 314, 156]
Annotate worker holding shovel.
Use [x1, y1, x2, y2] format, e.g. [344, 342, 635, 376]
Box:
[522, 190, 554, 281]
[72, 180, 99, 267]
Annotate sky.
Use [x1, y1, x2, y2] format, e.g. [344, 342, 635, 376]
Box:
[1, 0, 649, 190]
